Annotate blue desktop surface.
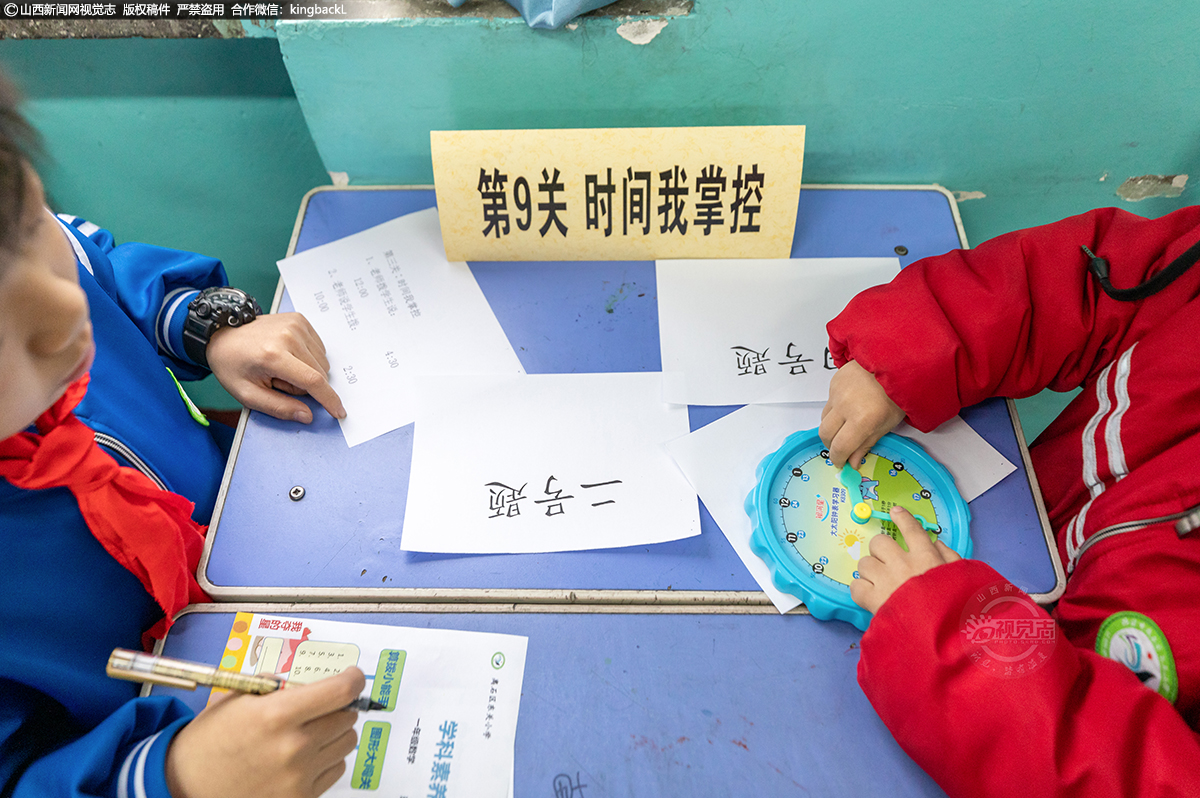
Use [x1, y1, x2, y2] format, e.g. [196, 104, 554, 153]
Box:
[153, 606, 948, 798]
[201, 186, 1058, 600]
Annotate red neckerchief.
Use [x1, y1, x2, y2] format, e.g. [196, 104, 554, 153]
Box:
[0, 375, 211, 648]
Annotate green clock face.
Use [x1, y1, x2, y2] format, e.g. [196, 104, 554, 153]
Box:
[768, 449, 940, 589]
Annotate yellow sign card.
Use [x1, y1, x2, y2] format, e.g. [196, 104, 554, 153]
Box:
[431, 126, 804, 261]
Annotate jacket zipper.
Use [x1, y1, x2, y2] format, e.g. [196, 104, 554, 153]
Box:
[1073, 506, 1200, 566]
[93, 432, 168, 492]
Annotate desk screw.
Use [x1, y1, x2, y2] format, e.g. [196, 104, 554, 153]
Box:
[289, 486, 306, 501]
[894, 245, 909, 256]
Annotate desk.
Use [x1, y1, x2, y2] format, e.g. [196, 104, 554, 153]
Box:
[198, 184, 1063, 605]
[153, 603, 946, 797]
[177, 185, 1065, 797]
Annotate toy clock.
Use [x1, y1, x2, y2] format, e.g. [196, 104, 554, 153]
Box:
[745, 428, 972, 630]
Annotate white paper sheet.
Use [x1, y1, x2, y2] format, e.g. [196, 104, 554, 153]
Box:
[401, 373, 699, 554]
[891, 417, 1017, 503]
[220, 613, 527, 798]
[656, 258, 901, 405]
[665, 405, 1017, 613]
[277, 208, 524, 447]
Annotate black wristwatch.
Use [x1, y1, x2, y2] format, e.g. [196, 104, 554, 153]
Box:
[182, 286, 262, 369]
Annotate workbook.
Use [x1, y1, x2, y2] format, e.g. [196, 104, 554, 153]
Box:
[212, 612, 527, 798]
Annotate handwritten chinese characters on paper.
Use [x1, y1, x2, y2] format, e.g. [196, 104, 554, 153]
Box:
[401, 373, 698, 554]
[485, 476, 623, 521]
[657, 258, 902, 406]
[731, 344, 836, 378]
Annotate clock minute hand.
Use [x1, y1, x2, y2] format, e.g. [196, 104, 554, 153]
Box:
[842, 463, 938, 533]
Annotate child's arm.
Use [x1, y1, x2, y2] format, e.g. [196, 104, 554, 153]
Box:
[57, 215, 227, 382]
[819, 360, 904, 468]
[58, 216, 343, 423]
[206, 314, 346, 424]
[856, 532, 1200, 797]
[0, 682, 192, 798]
[823, 205, 1200, 463]
[164, 667, 364, 798]
[1, 668, 363, 798]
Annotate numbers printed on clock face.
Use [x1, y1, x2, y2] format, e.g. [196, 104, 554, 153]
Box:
[769, 450, 941, 587]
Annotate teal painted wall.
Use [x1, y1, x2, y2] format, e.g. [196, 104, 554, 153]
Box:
[3, 3, 1196, 430]
[275, 1, 1197, 437]
[279, 2, 1199, 244]
[0, 38, 330, 409]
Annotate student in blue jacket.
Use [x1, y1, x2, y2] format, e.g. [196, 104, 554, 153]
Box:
[0, 75, 366, 798]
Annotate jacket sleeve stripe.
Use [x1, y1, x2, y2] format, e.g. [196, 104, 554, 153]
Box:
[1067, 346, 1139, 572]
[1067, 360, 1115, 566]
[54, 215, 95, 275]
[116, 734, 154, 798]
[1104, 344, 1136, 484]
[1066, 500, 1096, 573]
[157, 288, 197, 360]
[130, 729, 164, 798]
[1083, 358, 1115, 499]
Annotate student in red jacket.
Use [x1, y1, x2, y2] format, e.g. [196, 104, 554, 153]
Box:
[819, 205, 1200, 797]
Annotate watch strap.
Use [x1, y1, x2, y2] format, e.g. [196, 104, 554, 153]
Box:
[182, 313, 215, 369]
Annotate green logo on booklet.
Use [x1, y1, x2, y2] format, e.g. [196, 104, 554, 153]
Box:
[1095, 611, 1178, 703]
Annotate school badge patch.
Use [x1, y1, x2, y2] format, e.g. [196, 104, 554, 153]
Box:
[1095, 611, 1178, 703]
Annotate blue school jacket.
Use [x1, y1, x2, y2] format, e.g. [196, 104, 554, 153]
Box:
[0, 216, 231, 798]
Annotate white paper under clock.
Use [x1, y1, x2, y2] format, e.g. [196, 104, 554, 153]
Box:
[665, 405, 1016, 614]
[656, 258, 901, 406]
[665, 404, 825, 613]
[401, 373, 699, 554]
[277, 207, 524, 447]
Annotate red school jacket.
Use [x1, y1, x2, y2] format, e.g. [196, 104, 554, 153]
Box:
[827, 205, 1200, 797]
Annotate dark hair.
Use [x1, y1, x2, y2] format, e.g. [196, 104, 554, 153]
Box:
[0, 71, 40, 254]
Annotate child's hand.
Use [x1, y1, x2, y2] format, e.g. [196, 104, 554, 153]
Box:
[207, 313, 346, 424]
[165, 667, 365, 798]
[818, 360, 905, 468]
[850, 506, 962, 615]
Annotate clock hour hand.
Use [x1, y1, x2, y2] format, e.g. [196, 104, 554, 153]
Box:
[839, 463, 865, 503]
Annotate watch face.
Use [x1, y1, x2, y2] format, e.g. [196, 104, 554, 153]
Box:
[192, 288, 260, 325]
[747, 428, 972, 630]
[208, 288, 246, 303]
